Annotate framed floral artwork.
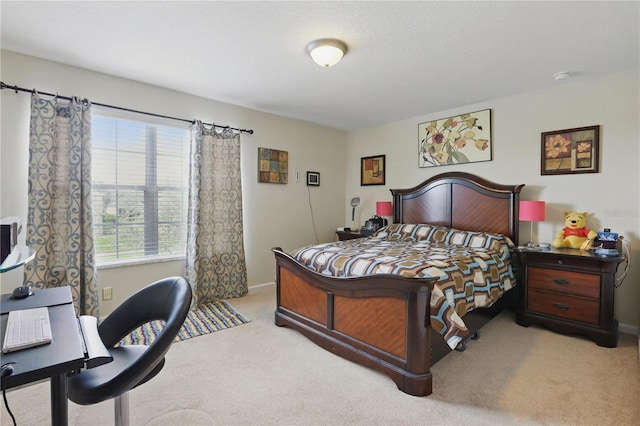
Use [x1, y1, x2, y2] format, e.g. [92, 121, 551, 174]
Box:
[361, 155, 385, 186]
[541, 125, 599, 175]
[418, 109, 492, 167]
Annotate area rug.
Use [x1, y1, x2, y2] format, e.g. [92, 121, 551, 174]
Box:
[119, 300, 251, 346]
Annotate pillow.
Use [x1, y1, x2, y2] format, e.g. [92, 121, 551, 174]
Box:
[373, 223, 442, 241]
[438, 228, 515, 250]
[376, 223, 514, 249]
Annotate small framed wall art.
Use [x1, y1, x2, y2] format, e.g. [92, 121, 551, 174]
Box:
[361, 155, 385, 186]
[258, 147, 288, 183]
[307, 171, 320, 186]
[541, 125, 599, 175]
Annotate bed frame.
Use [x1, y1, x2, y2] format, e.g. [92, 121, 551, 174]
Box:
[272, 172, 524, 396]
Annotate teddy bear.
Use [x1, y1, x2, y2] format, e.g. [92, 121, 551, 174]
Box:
[552, 211, 598, 250]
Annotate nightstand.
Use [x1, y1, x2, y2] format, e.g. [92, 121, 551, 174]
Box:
[516, 247, 625, 347]
[336, 230, 364, 241]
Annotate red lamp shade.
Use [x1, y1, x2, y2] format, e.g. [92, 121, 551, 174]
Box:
[519, 201, 546, 222]
[376, 201, 393, 217]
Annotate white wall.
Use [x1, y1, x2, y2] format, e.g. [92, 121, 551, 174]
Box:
[346, 69, 640, 330]
[0, 50, 348, 313]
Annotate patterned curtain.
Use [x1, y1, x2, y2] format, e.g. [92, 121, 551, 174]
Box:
[24, 94, 99, 317]
[186, 121, 248, 305]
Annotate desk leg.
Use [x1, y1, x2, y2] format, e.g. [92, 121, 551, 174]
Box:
[50, 374, 68, 426]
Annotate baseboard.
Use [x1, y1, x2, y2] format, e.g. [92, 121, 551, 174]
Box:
[249, 281, 276, 290]
[619, 323, 639, 336]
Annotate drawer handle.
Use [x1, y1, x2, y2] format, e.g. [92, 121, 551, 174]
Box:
[553, 278, 570, 286]
[553, 303, 569, 311]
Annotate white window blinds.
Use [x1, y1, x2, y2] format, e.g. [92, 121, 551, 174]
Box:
[91, 108, 190, 265]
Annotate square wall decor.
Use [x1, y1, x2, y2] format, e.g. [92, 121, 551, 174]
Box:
[361, 155, 385, 186]
[307, 171, 320, 186]
[258, 147, 288, 184]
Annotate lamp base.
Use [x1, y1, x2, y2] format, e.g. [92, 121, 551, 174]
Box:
[523, 241, 551, 250]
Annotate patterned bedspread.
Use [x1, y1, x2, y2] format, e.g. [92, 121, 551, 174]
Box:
[290, 223, 517, 349]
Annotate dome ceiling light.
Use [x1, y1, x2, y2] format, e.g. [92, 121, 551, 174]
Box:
[553, 71, 571, 81]
[306, 38, 348, 67]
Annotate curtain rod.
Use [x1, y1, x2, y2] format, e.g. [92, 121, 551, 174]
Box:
[0, 81, 254, 135]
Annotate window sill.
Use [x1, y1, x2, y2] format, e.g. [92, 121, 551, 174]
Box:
[97, 254, 185, 270]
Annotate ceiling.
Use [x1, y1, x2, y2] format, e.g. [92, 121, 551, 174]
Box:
[1, 1, 638, 132]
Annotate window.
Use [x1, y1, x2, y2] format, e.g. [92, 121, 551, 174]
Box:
[91, 108, 190, 265]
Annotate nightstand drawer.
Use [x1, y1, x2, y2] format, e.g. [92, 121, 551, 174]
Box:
[527, 289, 599, 324]
[528, 267, 600, 299]
[526, 253, 601, 272]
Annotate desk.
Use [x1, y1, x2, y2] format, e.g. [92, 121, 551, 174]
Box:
[0, 245, 36, 273]
[1, 287, 85, 426]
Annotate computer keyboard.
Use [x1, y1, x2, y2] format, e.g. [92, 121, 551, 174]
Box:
[2, 307, 52, 353]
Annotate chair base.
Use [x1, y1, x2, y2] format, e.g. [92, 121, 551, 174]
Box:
[115, 392, 129, 426]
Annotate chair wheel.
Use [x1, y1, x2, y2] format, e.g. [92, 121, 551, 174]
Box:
[455, 340, 467, 352]
[470, 331, 480, 340]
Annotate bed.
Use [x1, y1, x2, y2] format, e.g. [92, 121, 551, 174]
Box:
[272, 172, 524, 396]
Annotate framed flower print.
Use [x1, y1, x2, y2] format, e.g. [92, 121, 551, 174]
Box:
[541, 125, 599, 175]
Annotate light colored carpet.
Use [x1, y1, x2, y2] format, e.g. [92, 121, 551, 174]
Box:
[2, 283, 638, 425]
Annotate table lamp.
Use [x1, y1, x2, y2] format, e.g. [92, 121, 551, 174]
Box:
[376, 201, 393, 226]
[519, 200, 546, 248]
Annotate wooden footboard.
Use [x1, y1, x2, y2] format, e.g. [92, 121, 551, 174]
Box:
[272, 172, 523, 396]
[273, 247, 437, 396]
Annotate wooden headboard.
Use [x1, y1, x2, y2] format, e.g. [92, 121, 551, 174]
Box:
[391, 172, 524, 245]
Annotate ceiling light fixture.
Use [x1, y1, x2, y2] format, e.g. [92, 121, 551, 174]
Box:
[306, 38, 348, 67]
[553, 71, 571, 81]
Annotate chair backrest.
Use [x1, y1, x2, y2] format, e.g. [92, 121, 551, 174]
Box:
[98, 276, 192, 389]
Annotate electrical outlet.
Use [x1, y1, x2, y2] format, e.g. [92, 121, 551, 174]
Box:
[102, 287, 113, 301]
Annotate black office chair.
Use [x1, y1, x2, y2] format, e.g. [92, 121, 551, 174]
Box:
[67, 276, 192, 425]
